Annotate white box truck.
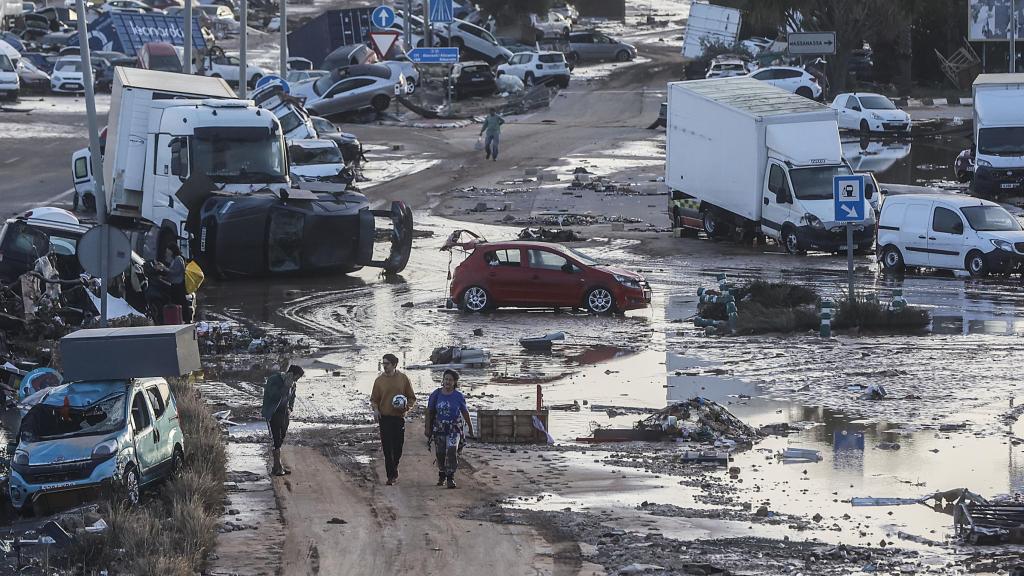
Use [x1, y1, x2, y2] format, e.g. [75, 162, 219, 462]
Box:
[666, 77, 876, 254]
[970, 73, 1024, 197]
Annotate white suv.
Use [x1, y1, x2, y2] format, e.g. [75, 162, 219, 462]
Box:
[497, 51, 570, 88]
[748, 66, 822, 100]
[877, 193, 1024, 277]
[530, 11, 571, 39]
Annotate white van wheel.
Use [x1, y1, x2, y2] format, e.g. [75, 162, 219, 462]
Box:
[782, 228, 804, 255]
[881, 245, 905, 272]
[965, 251, 988, 277]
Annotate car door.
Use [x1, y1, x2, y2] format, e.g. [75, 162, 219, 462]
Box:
[899, 202, 933, 266]
[130, 389, 162, 476]
[525, 248, 579, 306]
[145, 382, 174, 464]
[594, 34, 616, 59]
[928, 205, 967, 269]
[480, 248, 529, 303]
[839, 95, 861, 129]
[573, 33, 595, 59]
[776, 69, 801, 92]
[326, 78, 376, 114]
[761, 162, 793, 242]
[750, 68, 776, 85]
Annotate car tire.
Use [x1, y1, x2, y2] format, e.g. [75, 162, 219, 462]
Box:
[881, 245, 905, 272]
[965, 250, 988, 277]
[249, 73, 262, 88]
[585, 287, 616, 314]
[461, 286, 491, 312]
[524, 72, 534, 86]
[702, 210, 719, 238]
[859, 119, 870, 134]
[371, 95, 391, 112]
[170, 446, 185, 480]
[782, 227, 805, 255]
[796, 86, 813, 99]
[121, 465, 140, 507]
[83, 194, 96, 213]
[615, 50, 630, 62]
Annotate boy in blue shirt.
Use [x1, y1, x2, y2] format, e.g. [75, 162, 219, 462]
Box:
[424, 369, 474, 488]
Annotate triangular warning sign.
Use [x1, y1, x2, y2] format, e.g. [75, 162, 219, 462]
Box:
[369, 31, 401, 60]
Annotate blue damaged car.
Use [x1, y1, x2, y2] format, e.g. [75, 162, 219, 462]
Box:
[10, 378, 184, 514]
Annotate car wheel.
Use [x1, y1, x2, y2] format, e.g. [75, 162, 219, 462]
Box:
[796, 86, 813, 99]
[83, 194, 96, 213]
[371, 95, 391, 112]
[702, 211, 719, 238]
[965, 250, 988, 277]
[585, 287, 615, 314]
[615, 50, 630, 62]
[122, 466, 140, 507]
[859, 119, 870, 134]
[249, 73, 262, 88]
[461, 286, 490, 312]
[170, 446, 185, 480]
[782, 227, 805, 255]
[524, 72, 534, 86]
[881, 245, 905, 272]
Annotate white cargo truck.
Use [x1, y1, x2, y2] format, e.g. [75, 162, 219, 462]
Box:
[73, 67, 288, 258]
[666, 77, 876, 254]
[970, 74, 1024, 197]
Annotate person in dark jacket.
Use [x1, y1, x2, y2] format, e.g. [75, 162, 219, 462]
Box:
[262, 365, 304, 476]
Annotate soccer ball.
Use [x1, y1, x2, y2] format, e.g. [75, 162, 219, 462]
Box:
[392, 394, 408, 410]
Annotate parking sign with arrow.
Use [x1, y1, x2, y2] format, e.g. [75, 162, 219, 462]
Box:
[833, 175, 866, 222]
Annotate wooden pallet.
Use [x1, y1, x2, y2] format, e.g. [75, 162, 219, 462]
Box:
[476, 410, 549, 444]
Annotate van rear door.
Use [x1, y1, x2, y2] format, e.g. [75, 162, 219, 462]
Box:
[900, 202, 932, 266]
[71, 147, 94, 210]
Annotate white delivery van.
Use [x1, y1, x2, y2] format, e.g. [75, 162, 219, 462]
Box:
[877, 193, 1024, 277]
[971, 74, 1024, 197]
[666, 76, 875, 254]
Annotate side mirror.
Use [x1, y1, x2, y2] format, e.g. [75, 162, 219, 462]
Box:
[561, 262, 574, 273]
[852, 106, 861, 112]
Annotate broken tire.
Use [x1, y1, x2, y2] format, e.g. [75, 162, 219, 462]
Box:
[461, 286, 490, 312]
[585, 287, 615, 314]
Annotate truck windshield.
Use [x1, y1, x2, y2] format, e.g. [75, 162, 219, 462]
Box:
[978, 127, 1024, 156]
[789, 165, 853, 201]
[961, 205, 1023, 231]
[20, 393, 127, 442]
[192, 129, 288, 183]
[289, 144, 341, 166]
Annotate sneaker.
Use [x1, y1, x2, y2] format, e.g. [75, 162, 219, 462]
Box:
[437, 474, 446, 487]
[386, 478, 394, 486]
[446, 477, 457, 489]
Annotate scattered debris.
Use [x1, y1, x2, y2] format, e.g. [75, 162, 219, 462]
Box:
[779, 448, 822, 462]
[520, 331, 565, 351]
[518, 227, 586, 242]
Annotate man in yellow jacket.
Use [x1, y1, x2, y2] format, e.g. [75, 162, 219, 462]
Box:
[370, 353, 416, 485]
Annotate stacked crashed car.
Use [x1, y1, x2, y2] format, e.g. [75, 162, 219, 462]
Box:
[288, 139, 353, 184]
[449, 240, 651, 314]
[291, 64, 408, 116]
[10, 379, 184, 512]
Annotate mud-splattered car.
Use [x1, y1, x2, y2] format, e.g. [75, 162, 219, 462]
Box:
[446, 237, 651, 313]
[10, 378, 184, 514]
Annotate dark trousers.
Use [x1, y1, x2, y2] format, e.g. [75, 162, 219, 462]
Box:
[268, 408, 290, 449]
[379, 415, 405, 480]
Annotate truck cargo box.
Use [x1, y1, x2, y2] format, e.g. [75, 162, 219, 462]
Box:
[60, 325, 201, 381]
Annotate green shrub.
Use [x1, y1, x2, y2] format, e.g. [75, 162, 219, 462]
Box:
[834, 297, 930, 332]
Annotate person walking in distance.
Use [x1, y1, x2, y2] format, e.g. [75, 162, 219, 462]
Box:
[370, 353, 416, 485]
[261, 365, 304, 476]
[424, 369, 473, 488]
[480, 108, 505, 161]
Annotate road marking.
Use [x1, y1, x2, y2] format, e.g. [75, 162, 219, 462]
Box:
[3, 157, 19, 165]
[20, 187, 76, 211]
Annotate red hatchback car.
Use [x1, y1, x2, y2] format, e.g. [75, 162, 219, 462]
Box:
[449, 241, 652, 313]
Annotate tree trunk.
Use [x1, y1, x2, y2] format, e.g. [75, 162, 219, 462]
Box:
[830, 49, 851, 94]
[896, 26, 913, 96]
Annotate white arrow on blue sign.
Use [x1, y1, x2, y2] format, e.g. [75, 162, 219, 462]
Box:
[408, 46, 460, 63]
[429, 0, 454, 23]
[833, 174, 866, 222]
[371, 5, 396, 29]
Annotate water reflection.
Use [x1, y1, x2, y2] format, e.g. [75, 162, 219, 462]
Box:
[843, 137, 913, 173]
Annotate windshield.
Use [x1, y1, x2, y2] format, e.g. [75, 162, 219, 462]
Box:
[978, 127, 1024, 156]
[859, 95, 896, 110]
[148, 54, 180, 72]
[962, 205, 1023, 231]
[312, 74, 333, 96]
[0, 55, 13, 72]
[56, 60, 81, 72]
[288, 144, 341, 165]
[192, 131, 288, 183]
[20, 393, 127, 442]
[278, 111, 303, 134]
[565, 246, 599, 266]
[788, 165, 853, 201]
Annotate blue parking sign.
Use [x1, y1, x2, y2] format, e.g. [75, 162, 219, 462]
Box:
[833, 175, 866, 222]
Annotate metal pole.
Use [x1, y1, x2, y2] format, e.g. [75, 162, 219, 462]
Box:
[1011, 0, 1017, 73]
[279, 0, 287, 76]
[75, 0, 110, 327]
[239, 0, 247, 98]
[404, 0, 412, 50]
[422, 0, 431, 48]
[183, 0, 192, 74]
[846, 224, 854, 303]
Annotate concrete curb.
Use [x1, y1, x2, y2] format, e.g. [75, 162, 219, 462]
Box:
[893, 97, 973, 108]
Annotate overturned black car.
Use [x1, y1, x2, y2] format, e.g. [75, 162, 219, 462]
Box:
[195, 187, 413, 278]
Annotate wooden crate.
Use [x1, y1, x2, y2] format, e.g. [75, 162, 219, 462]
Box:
[475, 410, 549, 444]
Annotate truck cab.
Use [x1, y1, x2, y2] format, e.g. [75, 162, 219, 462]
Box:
[972, 74, 1024, 197]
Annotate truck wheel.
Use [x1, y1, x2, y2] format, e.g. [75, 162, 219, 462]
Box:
[702, 211, 719, 238]
[371, 95, 391, 111]
[782, 227, 805, 255]
[881, 245, 905, 272]
[965, 250, 988, 277]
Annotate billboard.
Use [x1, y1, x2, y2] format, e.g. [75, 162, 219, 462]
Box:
[66, 13, 206, 56]
[969, 0, 1024, 41]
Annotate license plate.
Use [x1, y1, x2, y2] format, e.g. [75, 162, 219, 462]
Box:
[1001, 183, 1018, 189]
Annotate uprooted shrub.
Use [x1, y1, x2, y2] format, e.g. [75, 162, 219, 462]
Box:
[833, 297, 931, 333]
[62, 375, 226, 575]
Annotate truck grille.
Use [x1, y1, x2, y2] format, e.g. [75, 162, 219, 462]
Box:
[23, 460, 98, 485]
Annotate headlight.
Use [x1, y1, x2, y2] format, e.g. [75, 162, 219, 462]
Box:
[871, 113, 882, 120]
[801, 213, 825, 229]
[977, 158, 992, 167]
[613, 274, 641, 289]
[13, 451, 28, 466]
[92, 439, 118, 461]
[992, 239, 1013, 252]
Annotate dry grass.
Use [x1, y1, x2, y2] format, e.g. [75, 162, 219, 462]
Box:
[61, 375, 226, 575]
[833, 297, 931, 332]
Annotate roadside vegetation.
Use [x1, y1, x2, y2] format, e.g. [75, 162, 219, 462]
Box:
[63, 375, 226, 575]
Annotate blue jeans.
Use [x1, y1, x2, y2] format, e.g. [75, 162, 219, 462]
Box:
[484, 133, 499, 159]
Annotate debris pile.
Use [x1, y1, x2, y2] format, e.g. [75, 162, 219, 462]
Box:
[635, 397, 761, 445]
[196, 321, 296, 355]
[518, 228, 586, 242]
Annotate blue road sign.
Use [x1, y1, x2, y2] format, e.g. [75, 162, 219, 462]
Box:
[833, 174, 866, 222]
[254, 74, 290, 94]
[371, 5, 396, 29]
[429, 0, 454, 23]
[408, 46, 460, 63]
